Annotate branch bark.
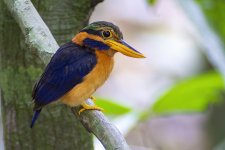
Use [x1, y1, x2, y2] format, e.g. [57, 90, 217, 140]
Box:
[72, 100, 130, 150]
[3, 0, 129, 149]
[3, 0, 59, 64]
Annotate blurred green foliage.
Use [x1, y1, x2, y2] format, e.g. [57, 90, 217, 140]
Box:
[144, 72, 224, 117]
[147, 0, 157, 5]
[95, 97, 131, 116]
[196, 0, 225, 44]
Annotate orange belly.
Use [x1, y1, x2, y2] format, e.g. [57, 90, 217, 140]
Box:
[61, 51, 114, 106]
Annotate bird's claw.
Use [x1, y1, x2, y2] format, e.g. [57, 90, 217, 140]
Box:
[78, 102, 104, 115]
[90, 96, 96, 102]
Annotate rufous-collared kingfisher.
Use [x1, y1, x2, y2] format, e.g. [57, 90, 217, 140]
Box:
[30, 21, 145, 128]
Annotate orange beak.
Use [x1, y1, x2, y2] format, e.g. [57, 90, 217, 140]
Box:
[105, 40, 145, 58]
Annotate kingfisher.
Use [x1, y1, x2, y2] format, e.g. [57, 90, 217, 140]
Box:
[30, 21, 145, 128]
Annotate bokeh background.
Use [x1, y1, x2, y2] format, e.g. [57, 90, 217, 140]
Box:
[90, 0, 225, 150]
[1, 0, 225, 150]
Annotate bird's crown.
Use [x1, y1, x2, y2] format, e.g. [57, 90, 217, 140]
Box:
[81, 21, 123, 40]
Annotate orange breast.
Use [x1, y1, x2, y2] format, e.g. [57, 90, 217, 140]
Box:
[61, 50, 114, 106]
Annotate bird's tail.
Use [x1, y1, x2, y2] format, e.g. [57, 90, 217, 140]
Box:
[30, 109, 42, 128]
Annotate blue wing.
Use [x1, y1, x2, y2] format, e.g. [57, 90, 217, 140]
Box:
[32, 42, 97, 109]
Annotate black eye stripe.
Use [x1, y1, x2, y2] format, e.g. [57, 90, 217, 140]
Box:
[102, 31, 111, 38]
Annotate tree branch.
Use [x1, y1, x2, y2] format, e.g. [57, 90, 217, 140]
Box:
[3, 0, 59, 64]
[3, 0, 130, 149]
[72, 100, 130, 150]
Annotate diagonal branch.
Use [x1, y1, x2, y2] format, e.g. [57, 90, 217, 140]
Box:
[72, 100, 130, 150]
[4, 0, 59, 64]
[3, 0, 129, 149]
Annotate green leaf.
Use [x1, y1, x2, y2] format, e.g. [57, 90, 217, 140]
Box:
[94, 97, 132, 116]
[150, 72, 224, 116]
[147, 0, 157, 5]
[195, 0, 225, 47]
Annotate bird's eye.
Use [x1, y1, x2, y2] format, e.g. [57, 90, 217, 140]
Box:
[102, 30, 111, 38]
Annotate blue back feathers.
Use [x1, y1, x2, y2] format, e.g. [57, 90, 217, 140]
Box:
[33, 42, 97, 106]
[31, 42, 97, 127]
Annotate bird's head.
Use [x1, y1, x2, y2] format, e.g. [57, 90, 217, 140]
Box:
[72, 21, 145, 58]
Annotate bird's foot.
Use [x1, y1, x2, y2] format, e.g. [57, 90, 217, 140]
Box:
[90, 96, 96, 102]
[79, 102, 103, 115]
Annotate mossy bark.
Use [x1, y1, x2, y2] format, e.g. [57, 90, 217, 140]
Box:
[0, 0, 103, 149]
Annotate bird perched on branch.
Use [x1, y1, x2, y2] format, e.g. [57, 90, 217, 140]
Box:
[30, 21, 145, 128]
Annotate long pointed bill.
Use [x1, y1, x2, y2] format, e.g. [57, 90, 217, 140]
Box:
[105, 40, 145, 58]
